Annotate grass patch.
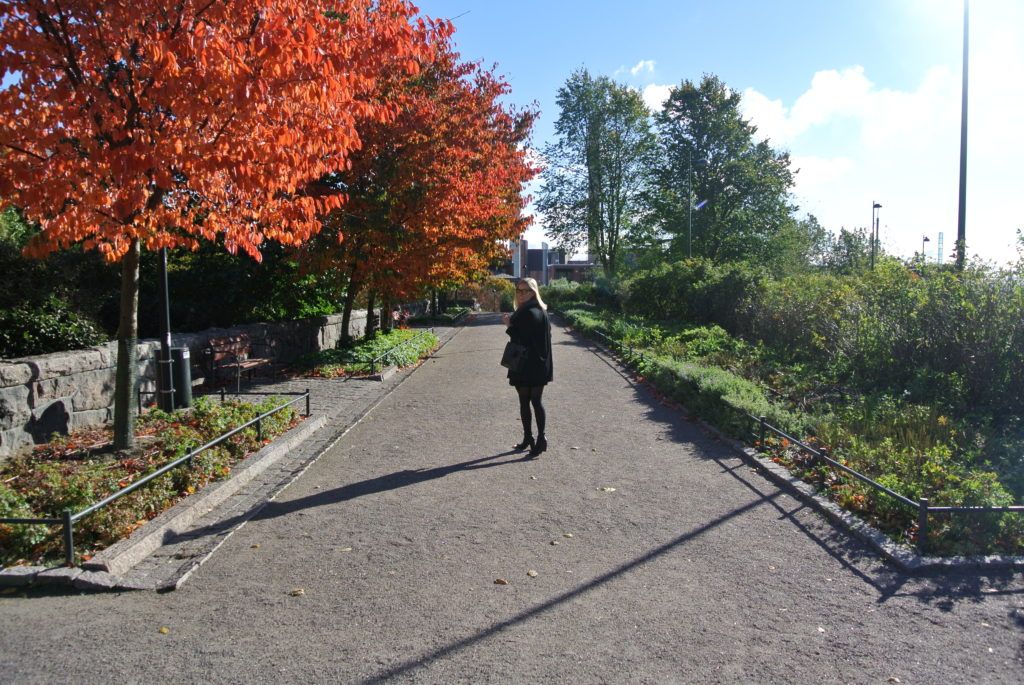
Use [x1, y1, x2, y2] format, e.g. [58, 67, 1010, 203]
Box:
[292, 328, 439, 377]
[0, 395, 299, 566]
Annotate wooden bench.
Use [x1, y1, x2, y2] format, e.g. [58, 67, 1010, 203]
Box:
[202, 334, 276, 392]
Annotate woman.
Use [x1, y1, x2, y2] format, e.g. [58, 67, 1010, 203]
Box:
[502, 277, 553, 457]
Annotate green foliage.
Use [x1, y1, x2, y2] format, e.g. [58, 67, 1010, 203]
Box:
[540, 278, 594, 309]
[138, 242, 345, 337]
[0, 207, 113, 357]
[557, 308, 802, 439]
[0, 295, 107, 357]
[0, 395, 297, 565]
[652, 74, 797, 265]
[635, 353, 804, 438]
[623, 259, 767, 330]
[538, 68, 657, 274]
[748, 260, 1024, 419]
[293, 328, 439, 376]
[456, 276, 514, 312]
[407, 308, 470, 326]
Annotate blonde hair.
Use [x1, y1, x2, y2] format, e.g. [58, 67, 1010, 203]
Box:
[516, 277, 547, 310]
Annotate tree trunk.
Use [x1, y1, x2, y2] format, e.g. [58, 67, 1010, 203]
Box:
[381, 293, 394, 333]
[364, 291, 377, 338]
[339, 266, 359, 345]
[113, 239, 141, 450]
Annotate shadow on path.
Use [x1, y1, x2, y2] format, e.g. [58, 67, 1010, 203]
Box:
[252, 450, 533, 522]
[360, 490, 783, 684]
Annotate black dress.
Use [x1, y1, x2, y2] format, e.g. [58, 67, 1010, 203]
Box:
[506, 298, 553, 387]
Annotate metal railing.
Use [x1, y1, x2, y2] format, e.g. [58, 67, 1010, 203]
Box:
[557, 311, 1024, 556]
[367, 328, 435, 377]
[0, 390, 310, 565]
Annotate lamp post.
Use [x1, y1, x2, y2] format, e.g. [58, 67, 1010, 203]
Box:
[870, 202, 882, 269]
[922, 235, 931, 262]
[156, 247, 175, 412]
[687, 150, 708, 259]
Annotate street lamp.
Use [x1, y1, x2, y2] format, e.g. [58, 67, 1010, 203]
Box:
[870, 202, 882, 269]
[687, 150, 708, 259]
[922, 234, 931, 261]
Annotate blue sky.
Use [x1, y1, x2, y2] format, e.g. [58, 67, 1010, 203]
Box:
[414, 0, 1024, 265]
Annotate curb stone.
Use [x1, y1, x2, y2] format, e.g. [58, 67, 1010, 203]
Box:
[82, 413, 329, 576]
[571, 322, 1024, 572]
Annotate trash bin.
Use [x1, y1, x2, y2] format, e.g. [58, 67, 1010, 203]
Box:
[171, 347, 192, 409]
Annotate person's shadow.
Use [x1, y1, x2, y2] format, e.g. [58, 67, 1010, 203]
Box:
[253, 449, 533, 521]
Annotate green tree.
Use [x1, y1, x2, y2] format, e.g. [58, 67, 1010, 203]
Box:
[653, 75, 796, 265]
[537, 69, 657, 275]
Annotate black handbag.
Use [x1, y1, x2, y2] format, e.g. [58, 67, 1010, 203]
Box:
[500, 341, 527, 372]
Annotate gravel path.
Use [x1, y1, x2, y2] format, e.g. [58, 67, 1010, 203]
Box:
[1, 313, 1022, 684]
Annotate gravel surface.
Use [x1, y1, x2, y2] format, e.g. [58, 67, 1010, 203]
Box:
[1, 313, 1022, 684]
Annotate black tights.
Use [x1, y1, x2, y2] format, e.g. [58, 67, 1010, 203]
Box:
[516, 385, 546, 439]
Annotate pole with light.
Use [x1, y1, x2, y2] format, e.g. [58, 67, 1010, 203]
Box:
[922, 234, 931, 262]
[687, 149, 707, 259]
[870, 202, 882, 269]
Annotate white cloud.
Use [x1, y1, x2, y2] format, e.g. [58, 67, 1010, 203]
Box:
[740, 43, 1023, 265]
[789, 155, 854, 197]
[641, 83, 673, 112]
[630, 59, 656, 77]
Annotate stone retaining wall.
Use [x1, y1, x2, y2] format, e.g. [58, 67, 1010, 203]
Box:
[0, 309, 383, 461]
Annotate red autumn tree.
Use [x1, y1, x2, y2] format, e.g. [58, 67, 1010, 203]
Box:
[304, 37, 538, 337]
[0, 0, 438, 447]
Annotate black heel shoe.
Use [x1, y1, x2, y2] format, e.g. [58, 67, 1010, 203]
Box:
[529, 435, 547, 457]
[514, 436, 534, 451]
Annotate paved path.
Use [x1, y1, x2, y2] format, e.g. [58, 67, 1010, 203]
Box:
[1, 314, 1022, 684]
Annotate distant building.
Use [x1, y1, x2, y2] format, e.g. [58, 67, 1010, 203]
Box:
[494, 238, 575, 284]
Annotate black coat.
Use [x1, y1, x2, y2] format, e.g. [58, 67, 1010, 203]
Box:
[506, 298, 553, 387]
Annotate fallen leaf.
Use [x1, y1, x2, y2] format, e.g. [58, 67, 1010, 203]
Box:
[529, 476, 537, 480]
[494, 578, 508, 585]
[888, 678, 901, 683]
[289, 588, 305, 596]
[158, 627, 170, 634]
[598, 487, 616, 493]
[250, 544, 261, 549]
[562, 533, 574, 538]
[550, 540, 559, 545]
[817, 626, 825, 633]
[570, 446, 579, 450]
[527, 570, 538, 578]
[339, 547, 353, 552]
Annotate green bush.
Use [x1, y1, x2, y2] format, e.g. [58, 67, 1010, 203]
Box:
[623, 259, 767, 330]
[541, 278, 595, 309]
[293, 329, 439, 376]
[635, 353, 805, 439]
[0, 295, 107, 358]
